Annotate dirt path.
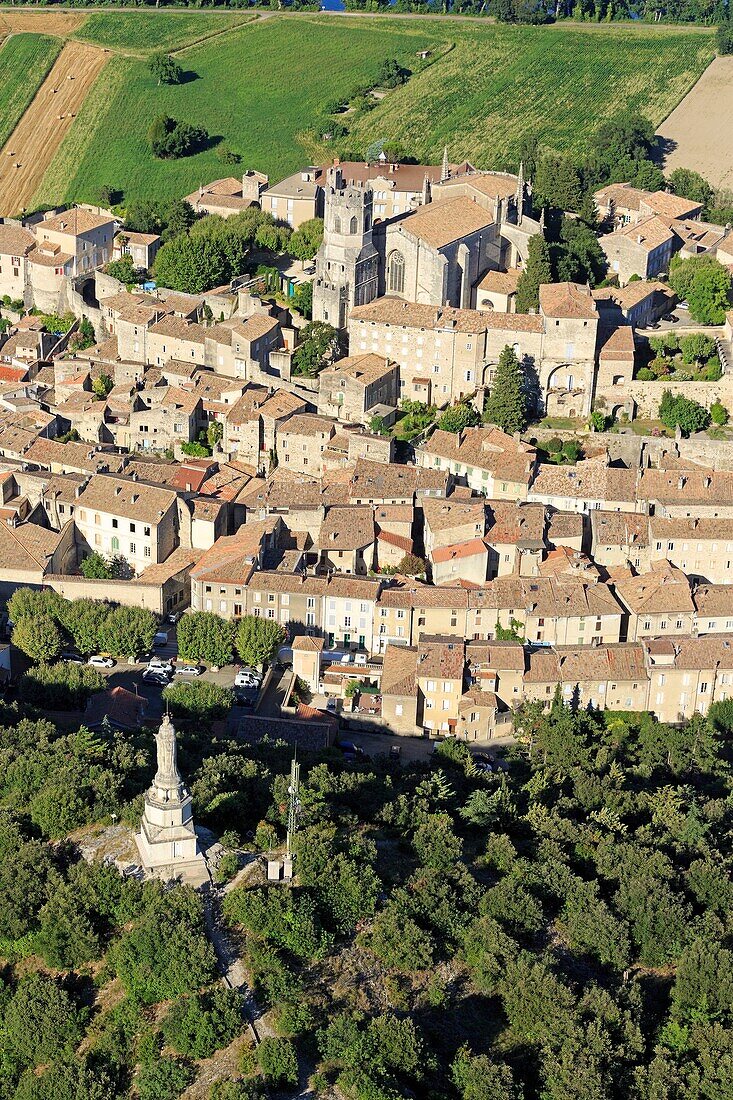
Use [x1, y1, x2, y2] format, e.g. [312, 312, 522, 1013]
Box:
[656, 56, 733, 192]
[0, 39, 107, 215]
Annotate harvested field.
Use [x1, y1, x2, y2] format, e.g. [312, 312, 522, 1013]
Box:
[0, 10, 86, 37]
[0, 39, 107, 215]
[0, 32, 61, 149]
[656, 56, 733, 191]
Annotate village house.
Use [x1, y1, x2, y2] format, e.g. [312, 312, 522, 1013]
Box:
[317, 353, 399, 424]
[315, 505, 375, 576]
[416, 426, 536, 500]
[599, 216, 677, 285]
[644, 635, 733, 724]
[0, 224, 35, 304]
[414, 634, 466, 736]
[73, 475, 180, 574]
[276, 413, 337, 477]
[113, 231, 160, 271]
[692, 584, 733, 635]
[528, 460, 640, 515]
[614, 560, 695, 641]
[647, 515, 733, 584]
[522, 643, 649, 714]
[593, 183, 703, 228]
[590, 510, 651, 573]
[189, 517, 285, 617]
[184, 171, 269, 218]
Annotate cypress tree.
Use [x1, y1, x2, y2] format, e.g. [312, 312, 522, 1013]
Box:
[483, 344, 528, 435]
[515, 234, 552, 313]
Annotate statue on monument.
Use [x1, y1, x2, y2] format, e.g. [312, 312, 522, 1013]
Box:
[154, 713, 180, 789]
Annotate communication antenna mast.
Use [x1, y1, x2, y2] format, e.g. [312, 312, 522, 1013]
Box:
[286, 752, 301, 863]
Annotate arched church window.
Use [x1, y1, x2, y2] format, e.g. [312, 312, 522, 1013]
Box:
[349, 216, 358, 234]
[334, 216, 342, 234]
[388, 250, 405, 295]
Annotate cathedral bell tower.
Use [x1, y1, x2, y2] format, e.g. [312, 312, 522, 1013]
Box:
[312, 166, 379, 330]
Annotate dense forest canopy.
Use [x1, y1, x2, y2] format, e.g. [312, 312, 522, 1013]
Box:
[1, 684, 732, 1096]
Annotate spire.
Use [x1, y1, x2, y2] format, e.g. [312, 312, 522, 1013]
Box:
[441, 146, 449, 183]
[422, 174, 432, 206]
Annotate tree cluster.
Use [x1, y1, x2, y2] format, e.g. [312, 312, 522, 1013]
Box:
[147, 115, 209, 160]
[9, 588, 159, 662]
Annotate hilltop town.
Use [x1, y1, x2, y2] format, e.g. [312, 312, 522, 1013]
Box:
[0, 151, 731, 743]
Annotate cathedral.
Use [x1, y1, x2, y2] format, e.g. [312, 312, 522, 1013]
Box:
[313, 160, 542, 329]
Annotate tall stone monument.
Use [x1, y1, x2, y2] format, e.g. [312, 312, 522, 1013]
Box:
[137, 713, 206, 880]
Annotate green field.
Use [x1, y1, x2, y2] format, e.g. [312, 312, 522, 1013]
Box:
[33, 14, 715, 208]
[0, 32, 61, 148]
[73, 10, 254, 55]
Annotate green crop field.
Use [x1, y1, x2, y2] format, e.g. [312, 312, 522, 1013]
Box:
[0, 32, 61, 148]
[33, 13, 715, 210]
[73, 10, 254, 55]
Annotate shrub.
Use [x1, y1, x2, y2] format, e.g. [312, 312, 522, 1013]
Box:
[257, 1037, 298, 1087]
[636, 368, 655, 381]
[711, 400, 729, 426]
[162, 987, 244, 1059]
[136, 1058, 195, 1100]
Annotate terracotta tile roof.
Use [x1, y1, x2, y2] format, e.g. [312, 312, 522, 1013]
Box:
[231, 313, 280, 342]
[435, 171, 518, 201]
[321, 353, 396, 385]
[639, 468, 733, 506]
[530, 461, 638, 504]
[547, 510, 584, 542]
[416, 634, 465, 679]
[191, 518, 280, 583]
[592, 510, 649, 547]
[376, 527, 413, 553]
[650, 515, 733, 541]
[0, 224, 35, 256]
[486, 500, 545, 548]
[423, 497, 485, 535]
[117, 230, 159, 246]
[0, 520, 66, 573]
[380, 643, 418, 696]
[468, 575, 621, 618]
[399, 196, 493, 249]
[539, 281, 598, 320]
[525, 642, 646, 684]
[258, 390, 307, 422]
[432, 537, 488, 564]
[593, 279, 674, 311]
[612, 215, 676, 252]
[614, 560, 693, 615]
[149, 316, 206, 343]
[76, 474, 177, 523]
[656, 634, 733, 670]
[477, 268, 520, 294]
[280, 413, 336, 438]
[693, 584, 733, 617]
[378, 578, 468, 610]
[350, 296, 544, 334]
[38, 209, 113, 235]
[292, 635, 324, 652]
[247, 567, 380, 602]
[599, 325, 636, 361]
[28, 247, 72, 267]
[85, 685, 146, 730]
[350, 458, 448, 501]
[318, 505, 374, 550]
[420, 426, 536, 484]
[466, 638, 525, 670]
[644, 191, 703, 219]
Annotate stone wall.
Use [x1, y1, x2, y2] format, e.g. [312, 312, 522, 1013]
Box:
[625, 377, 733, 419]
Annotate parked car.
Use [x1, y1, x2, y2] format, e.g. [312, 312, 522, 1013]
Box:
[167, 611, 181, 624]
[142, 669, 169, 686]
[148, 657, 173, 675]
[153, 631, 169, 648]
[389, 745, 402, 762]
[175, 664, 202, 677]
[340, 653, 353, 665]
[89, 655, 115, 668]
[663, 313, 679, 323]
[338, 740, 364, 755]
[235, 667, 261, 688]
[354, 652, 367, 666]
[60, 652, 84, 664]
[326, 698, 338, 713]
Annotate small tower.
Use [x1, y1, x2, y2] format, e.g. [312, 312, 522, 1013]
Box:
[421, 174, 432, 207]
[441, 146, 450, 183]
[516, 161, 525, 226]
[136, 714, 206, 880]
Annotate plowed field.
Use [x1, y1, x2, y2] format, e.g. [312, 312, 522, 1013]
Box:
[0, 11, 86, 37]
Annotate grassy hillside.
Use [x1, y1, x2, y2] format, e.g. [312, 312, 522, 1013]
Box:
[34, 14, 715, 208]
[0, 32, 62, 148]
[73, 10, 254, 55]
